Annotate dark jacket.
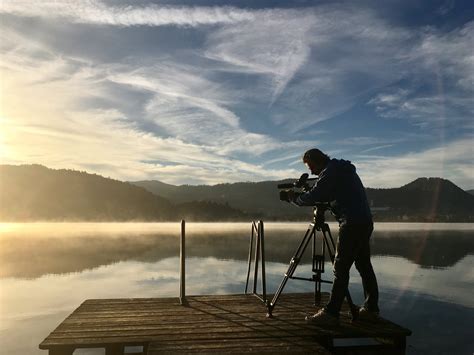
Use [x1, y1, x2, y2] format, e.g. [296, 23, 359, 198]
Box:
[294, 159, 372, 225]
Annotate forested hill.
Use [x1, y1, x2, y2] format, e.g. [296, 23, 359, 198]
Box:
[2, 164, 473, 222]
[0, 164, 174, 221]
[133, 177, 474, 222]
[134, 179, 301, 219]
[367, 178, 474, 221]
[0, 165, 247, 221]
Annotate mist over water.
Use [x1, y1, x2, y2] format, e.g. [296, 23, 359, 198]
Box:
[0, 222, 473, 354]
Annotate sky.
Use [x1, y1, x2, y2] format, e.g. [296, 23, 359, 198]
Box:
[0, 0, 473, 188]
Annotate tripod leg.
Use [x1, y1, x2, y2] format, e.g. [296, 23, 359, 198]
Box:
[321, 224, 359, 321]
[313, 254, 324, 305]
[267, 225, 315, 317]
[312, 229, 324, 306]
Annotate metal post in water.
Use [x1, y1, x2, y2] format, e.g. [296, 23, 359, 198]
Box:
[245, 222, 256, 294]
[180, 220, 187, 305]
[259, 220, 267, 300]
[253, 222, 260, 294]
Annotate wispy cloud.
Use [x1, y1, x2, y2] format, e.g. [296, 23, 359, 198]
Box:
[107, 64, 288, 156]
[1, 104, 299, 185]
[356, 137, 474, 189]
[368, 21, 474, 128]
[360, 144, 395, 154]
[262, 6, 414, 132]
[205, 10, 314, 103]
[336, 136, 404, 147]
[0, 27, 298, 184]
[0, 1, 256, 27]
[0, 1, 314, 105]
[1, 2, 472, 188]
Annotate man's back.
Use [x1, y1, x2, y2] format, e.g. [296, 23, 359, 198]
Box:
[296, 158, 372, 225]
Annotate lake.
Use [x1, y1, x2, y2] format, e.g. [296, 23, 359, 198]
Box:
[0, 222, 473, 354]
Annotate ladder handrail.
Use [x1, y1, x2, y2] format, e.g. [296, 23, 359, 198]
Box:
[244, 220, 267, 304]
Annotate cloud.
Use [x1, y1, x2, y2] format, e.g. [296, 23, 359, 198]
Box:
[0, 1, 256, 27]
[360, 144, 395, 154]
[4, 2, 470, 130]
[1, 2, 472, 188]
[107, 64, 289, 156]
[415, 21, 474, 91]
[368, 21, 474, 128]
[200, 4, 417, 124]
[1, 104, 299, 185]
[336, 136, 405, 146]
[0, 26, 302, 184]
[251, 5, 413, 132]
[205, 10, 314, 103]
[437, 0, 455, 16]
[356, 137, 474, 189]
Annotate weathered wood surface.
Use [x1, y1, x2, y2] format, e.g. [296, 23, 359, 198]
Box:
[39, 293, 411, 354]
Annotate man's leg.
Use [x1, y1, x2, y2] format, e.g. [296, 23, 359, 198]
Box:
[324, 224, 359, 317]
[354, 225, 379, 313]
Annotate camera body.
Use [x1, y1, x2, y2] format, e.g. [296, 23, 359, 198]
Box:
[279, 189, 301, 202]
[278, 173, 314, 203]
[278, 174, 330, 223]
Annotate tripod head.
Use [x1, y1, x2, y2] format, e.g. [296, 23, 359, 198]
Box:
[313, 203, 330, 229]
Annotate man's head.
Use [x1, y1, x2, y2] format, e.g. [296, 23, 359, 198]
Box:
[303, 148, 330, 175]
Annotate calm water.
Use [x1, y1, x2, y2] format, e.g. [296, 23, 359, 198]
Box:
[0, 222, 473, 355]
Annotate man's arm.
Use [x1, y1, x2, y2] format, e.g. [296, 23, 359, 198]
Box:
[293, 169, 336, 206]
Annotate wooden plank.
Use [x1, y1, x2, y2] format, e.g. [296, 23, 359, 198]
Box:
[56, 317, 408, 338]
[148, 337, 331, 354]
[53, 315, 409, 337]
[50, 315, 408, 338]
[39, 293, 410, 353]
[50, 322, 407, 338]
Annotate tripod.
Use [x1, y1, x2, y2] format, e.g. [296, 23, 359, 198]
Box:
[266, 204, 359, 320]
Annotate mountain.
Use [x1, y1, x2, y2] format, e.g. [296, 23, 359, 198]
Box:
[367, 178, 474, 221]
[467, 189, 474, 196]
[0, 165, 254, 222]
[0, 164, 175, 221]
[133, 177, 474, 222]
[132, 179, 308, 220]
[176, 200, 248, 221]
[2, 164, 472, 222]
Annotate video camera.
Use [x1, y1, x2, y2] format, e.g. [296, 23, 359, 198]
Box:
[278, 173, 316, 202]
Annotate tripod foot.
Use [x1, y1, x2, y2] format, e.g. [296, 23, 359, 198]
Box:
[266, 304, 274, 318]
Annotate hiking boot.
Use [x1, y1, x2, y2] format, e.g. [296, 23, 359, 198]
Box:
[357, 307, 380, 322]
[305, 309, 339, 326]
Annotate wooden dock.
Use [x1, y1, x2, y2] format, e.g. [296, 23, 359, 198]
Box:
[39, 293, 411, 354]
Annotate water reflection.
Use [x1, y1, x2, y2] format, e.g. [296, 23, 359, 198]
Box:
[1, 222, 473, 355]
[0, 256, 473, 355]
[0, 223, 473, 278]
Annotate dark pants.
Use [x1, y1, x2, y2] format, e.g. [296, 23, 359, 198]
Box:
[325, 223, 379, 316]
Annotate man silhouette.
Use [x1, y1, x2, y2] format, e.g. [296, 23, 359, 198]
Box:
[290, 148, 379, 325]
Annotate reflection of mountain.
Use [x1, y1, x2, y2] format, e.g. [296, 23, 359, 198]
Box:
[370, 230, 474, 268]
[2, 226, 472, 278]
